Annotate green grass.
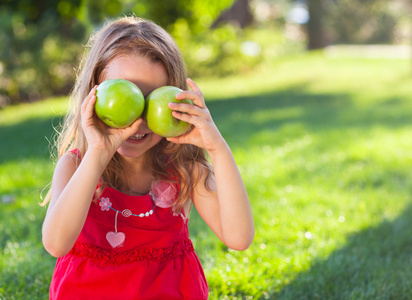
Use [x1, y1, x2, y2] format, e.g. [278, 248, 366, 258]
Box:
[1, 51, 412, 299]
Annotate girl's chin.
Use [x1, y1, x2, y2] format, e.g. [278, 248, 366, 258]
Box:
[116, 146, 147, 159]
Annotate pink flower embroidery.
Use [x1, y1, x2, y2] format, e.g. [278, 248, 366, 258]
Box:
[99, 197, 112, 211]
[150, 181, 177, 209]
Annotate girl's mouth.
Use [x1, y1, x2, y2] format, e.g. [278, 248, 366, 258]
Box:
[126, 133, 148, 143]
[129, 133, 147, 140]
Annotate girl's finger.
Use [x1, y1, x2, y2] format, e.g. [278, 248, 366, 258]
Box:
[168, 102, 206, 118]
[175, 79, 205, 108]
[166, 135, 185, 145]
[81, 86, 98, 115]
[187, 78, 201, 93]
[172, 111, 201, 126]
[85, 94, 97, 118]
[83, 88, 98, 118]
[166, 129, 193, 144]
[175, 91, 204, 107]
[120, 118, 145, 137]
[104, 118, 144, 142]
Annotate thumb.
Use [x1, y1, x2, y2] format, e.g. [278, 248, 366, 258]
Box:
[166, 134, 189, 145]
[121, 118, 144, 138]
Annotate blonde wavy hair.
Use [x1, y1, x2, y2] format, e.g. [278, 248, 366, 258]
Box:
[42, 16, 213, 213]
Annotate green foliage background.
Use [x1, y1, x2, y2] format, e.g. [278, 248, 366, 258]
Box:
[0, 0, 234, 104]
[0, 0, 409, 105]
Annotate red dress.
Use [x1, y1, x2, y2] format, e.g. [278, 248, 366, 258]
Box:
[49, 151, 208, 299]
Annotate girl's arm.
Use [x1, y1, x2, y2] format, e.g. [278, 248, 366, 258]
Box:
[167, 79, 255, 251]
[42, 148, 111, 257]
[193, 143, 254, 251]
[42, 86, 141, 257]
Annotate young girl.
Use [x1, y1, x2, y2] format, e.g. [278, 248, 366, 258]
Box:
[42, 16, 254, 299]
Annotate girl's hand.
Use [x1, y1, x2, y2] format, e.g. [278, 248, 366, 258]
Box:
[81, 86, 142, 156]
[166, 79, 226, 154]
[168, 79, 254, 251]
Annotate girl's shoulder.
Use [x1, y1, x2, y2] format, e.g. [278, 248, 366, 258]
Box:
[187, 160, 216, 196]
[64, 148, 82, 164]
[68, 148, 82, 160]
[55, 149, 82, 173]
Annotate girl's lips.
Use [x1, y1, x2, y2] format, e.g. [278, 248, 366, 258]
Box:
[129, 133, 146, 140]
[126, 133, 149, 144]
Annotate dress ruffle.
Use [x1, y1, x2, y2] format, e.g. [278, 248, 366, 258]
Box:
[70, 239, 194, 264]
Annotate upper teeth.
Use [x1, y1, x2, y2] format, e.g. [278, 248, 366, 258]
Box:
[130, 134, 146, 140]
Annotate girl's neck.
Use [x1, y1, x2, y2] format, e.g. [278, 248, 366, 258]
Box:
[119, 153, 153, 196]
[121, 154, 150, 174]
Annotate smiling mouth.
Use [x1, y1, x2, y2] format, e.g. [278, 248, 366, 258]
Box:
[129, 133, 147, 140]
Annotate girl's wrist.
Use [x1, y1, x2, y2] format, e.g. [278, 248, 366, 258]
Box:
[206, 139, 230, 162]
[84, 147, 115, 170]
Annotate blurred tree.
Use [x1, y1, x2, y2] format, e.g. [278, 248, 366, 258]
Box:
[326, 0, 399, 44]
[0, 0, 235, 105]
[285, 0, 405, 49]
[306, 0, 325, 49]
[83, 0, 123, 26]
[131, 0, 234, 33]
[3, 0, 407, 105]
[132, 0, 195, 30]
[211, 0, 254, 29]
[0, 0, 85, 105]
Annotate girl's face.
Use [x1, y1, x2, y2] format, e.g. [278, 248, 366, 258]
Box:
[102, 55, 168, 159]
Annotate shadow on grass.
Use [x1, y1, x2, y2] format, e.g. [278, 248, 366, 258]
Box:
[273, 203, 412, 299]
[206, 84, 412, 148]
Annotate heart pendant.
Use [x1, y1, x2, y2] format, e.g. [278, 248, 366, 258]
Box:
[106, 231, 125, 248]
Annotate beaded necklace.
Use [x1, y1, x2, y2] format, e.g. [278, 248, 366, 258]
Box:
[99, 197, 156, 248]
[98, 181, 186, 248]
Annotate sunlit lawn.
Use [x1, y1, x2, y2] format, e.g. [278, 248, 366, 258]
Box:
[1, 51, 412, 299]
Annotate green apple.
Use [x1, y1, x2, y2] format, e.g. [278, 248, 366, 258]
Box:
[144, 86, 193, 137]
[95, 79, 145, 128]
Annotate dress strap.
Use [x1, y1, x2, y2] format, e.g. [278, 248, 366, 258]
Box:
[69, 148, 82, 160]
[70, 239, 194, 264]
